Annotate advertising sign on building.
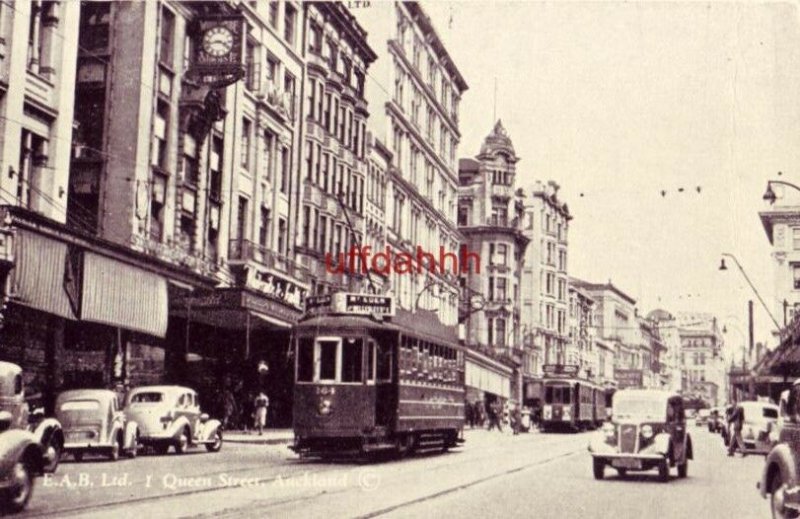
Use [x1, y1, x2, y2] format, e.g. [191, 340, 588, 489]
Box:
[303, 293, 395, 317]
[615, 369, 643, 389]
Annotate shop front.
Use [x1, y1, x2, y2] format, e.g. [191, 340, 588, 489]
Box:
[0, 207, 216, 412]
[465, 350, 514, 425]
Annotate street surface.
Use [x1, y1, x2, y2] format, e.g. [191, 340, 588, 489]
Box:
[19, 425, 767, 518]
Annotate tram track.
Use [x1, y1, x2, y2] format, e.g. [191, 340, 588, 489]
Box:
[24, 432, 590, 518]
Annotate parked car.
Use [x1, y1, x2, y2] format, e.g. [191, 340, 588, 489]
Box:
[734, 401, 780, 455]
[759, 380, 800, 517]
[56, 389, 139, 461]
[0, 362, 62, 473]
[0, 410, 49, 513]
[588, 389, 693, 482]
[123, 386, 223, 455]
[708, 407, 726, 433]
[695, 408, 710, 427]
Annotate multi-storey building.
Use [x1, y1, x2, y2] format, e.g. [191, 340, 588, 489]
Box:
[568, 285, 596, 382]
[648, 308, 683, 392]
[637, 315, 667, 388]
[364, 132, 390, 257]
[759, 188, 800, 326]
[297, 2, 376, 294]
[678, 312, 725, 405]
[0, 0, 330, 426]
[521, 181, 572, 374]
[355, 2, 466, 327]
[571, 278, 640, 388]
[458, 121, 528, 404]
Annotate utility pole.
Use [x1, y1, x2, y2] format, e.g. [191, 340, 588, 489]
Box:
[748, 300, 754, 400]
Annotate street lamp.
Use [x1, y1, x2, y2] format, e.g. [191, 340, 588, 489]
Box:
[762, 180, 800, 205]
[718, 253, 782, 334]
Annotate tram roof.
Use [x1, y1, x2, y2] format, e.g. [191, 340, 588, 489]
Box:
[295, 308, 459, 347]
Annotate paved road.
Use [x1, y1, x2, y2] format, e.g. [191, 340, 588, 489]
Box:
[18, 425, 769, 518]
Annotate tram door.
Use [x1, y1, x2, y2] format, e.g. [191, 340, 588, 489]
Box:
[373, 336, 395, 427]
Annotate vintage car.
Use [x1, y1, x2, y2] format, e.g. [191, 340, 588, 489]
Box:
[0, 410, 48, 513]
[759, 381, 800, 518]
[123, 385, 222, 455]
[0, 362, 62, 473]
[588, 389, 693, 482]
[55, 389, 139, 461]
[735, 401, 780, 455]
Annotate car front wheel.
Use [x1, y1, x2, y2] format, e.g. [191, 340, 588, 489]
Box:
[175, 429, 189, 454]
[771, 472, 800, 519]
[2, 461, 33, 513]
[593, 458, 604, 480]
[205, 429, 223, 453]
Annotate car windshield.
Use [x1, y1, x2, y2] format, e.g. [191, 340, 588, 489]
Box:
[764, 408, 779, 419]
[60, 400, 100, 411]
[613, 398, 664, 420]
[129, 392, 164, 404]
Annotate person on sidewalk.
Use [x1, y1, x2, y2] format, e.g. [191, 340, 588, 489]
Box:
[487, 401, 503, 432]
[727, 404, 744, 456]
[512, 405, 521, 435]
[254, 392, 269, 435]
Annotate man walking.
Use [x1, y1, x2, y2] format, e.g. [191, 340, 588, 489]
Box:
[254, 391, 269, 435]
[487, 401, 503, 432]
[727, 404, 744, 456]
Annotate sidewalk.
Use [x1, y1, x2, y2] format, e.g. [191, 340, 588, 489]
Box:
[224, 425, 540, 446]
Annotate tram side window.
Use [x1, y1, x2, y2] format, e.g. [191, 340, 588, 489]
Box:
[341, 338, 363, 383]
[318, 339, 338, 382]
[546, 386, 571, 404]
[297, 338, 314, 382]
[367, 340, 375, 382]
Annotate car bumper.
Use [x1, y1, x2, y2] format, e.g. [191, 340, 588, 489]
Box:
[590, 453, 665, 460]
[138, 431, 179, 442]
[64, 441, 115, 451]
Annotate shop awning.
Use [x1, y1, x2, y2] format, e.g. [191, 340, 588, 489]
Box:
[465, 356, 511, 398]
[10, 229, 76, 320]
[81, 252, 168, 337]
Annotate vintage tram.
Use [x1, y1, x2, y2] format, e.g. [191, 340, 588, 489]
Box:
[290, 294, 465, 459]
[540, 365, 604, 432]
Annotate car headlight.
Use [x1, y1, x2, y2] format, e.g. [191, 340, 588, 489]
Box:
[318, 400, 332, 415]
[563, 408, 571, 419]
[602, 423, 616, 438]
[641, 425, 653, 439]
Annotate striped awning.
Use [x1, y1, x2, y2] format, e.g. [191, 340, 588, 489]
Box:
[81, 252, 168, 338]
[9, 229, 76, 320]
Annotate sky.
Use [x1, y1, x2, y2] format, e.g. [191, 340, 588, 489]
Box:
[421, 1, 800, 358]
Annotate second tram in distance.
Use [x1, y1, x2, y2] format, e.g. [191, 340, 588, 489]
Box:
[540, 366, 606, 432]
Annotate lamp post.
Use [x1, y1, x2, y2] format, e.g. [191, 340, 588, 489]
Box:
[718, 253, 782, 334]
[762, 179, 800, 205]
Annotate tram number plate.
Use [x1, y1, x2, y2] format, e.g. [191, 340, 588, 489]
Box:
[611, 458, 641, 470]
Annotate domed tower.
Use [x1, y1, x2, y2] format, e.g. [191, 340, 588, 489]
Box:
[458, 121, 529, 404]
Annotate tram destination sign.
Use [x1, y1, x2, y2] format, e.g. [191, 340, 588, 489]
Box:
[542, 364, 579, 377]
[303, 293, 395, 317]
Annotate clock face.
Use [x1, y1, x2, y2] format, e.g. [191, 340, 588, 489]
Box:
[202, 26, 234, 58]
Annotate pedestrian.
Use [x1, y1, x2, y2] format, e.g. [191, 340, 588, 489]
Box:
[512, 405, 521, 435]
[487, 401, 503, 432]
[254, 391, 269, 435]
[727, 404, 744, 456]
[465, 399, 474, 428]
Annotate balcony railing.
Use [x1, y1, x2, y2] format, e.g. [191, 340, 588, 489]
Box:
[228, 238, 309, 283]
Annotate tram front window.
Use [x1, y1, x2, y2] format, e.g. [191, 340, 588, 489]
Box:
[341, 338, 363, 382]
[319, 340, 338, 381]
[545, 385, 572, 404]
[297, 338, 314, 382]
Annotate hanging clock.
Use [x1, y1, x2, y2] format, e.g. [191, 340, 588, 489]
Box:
[202, 25, 234, 58]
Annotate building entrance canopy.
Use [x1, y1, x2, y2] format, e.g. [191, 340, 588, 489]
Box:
[465, 350, 512, 399]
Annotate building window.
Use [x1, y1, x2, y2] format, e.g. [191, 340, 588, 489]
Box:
[17, 129, 48, 211]
[241, 118, 251, 170]
[149, 173, 167, 242]
[159, 7, 175, 66]
[493, 243, 508, 266]
[244, 39, 259, 91]
[181, 134, 199, 185]
[236, 196, 249, 244]
[259, 207, 270, 248]
[79, 1, 111, 53]
[302, 206, 310, 247]
[284, 4, 296, 45]
[458, 205, 469, 226]
[151, 100, 169, 170]
[277, 217, 287, 255]
[268, 1, 278, 29]
[309, 22, 322, 54]
[794, 265, 800, 289]
[495, 318, 506, 348]
[279, 146, 289, 194]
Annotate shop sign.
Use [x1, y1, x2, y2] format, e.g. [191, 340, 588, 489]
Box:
[245, 268, 306, 310]
[302, 293, 395, 317]
[542, 364, 579, 377]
